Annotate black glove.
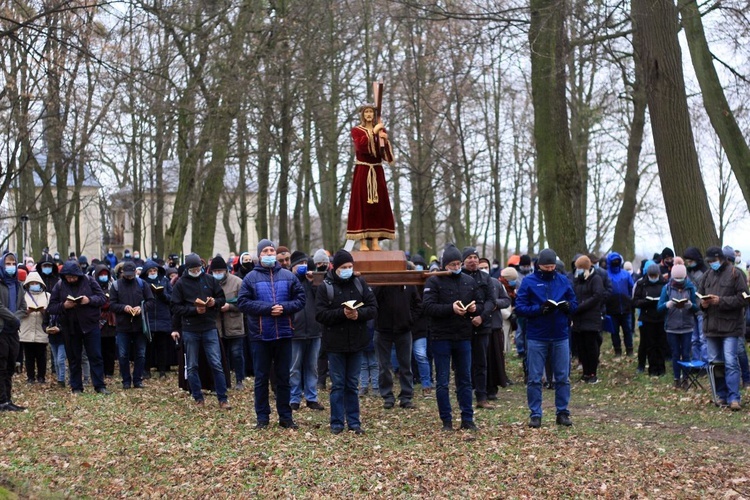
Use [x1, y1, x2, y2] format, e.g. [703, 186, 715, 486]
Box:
[558, 302, 570, 313]
[541, 304, 553, 315]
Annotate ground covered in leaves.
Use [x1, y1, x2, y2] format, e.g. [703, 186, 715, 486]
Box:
[2, 350, 750, 498]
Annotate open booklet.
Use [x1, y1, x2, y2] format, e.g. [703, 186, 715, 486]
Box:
[456, 300, 476, 312]
[342, 300, 364, 310]
[66, 295, 85, 303]
[645, 296, 660, 301]
[194, 298, 211, 306]
[545, 299, 567, 308]
[696, 293, 717, 300]
[671, 298, 689, 305]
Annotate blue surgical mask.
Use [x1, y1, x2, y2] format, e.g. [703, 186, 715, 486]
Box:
[4, 265, 16, 276]
[575, 269, 585, 277]
[648, 277, 659, 283]
[261, 256, 277, 268]
[710, 261, 721, 271]
[212, 272, 225, 281]
[451, 268, 462, 275]
[339, 268, 353, 280]
[508, 280, 517, 287]
[296, 265, 308, 276]
[415, 265, 424, 271]
[673, 278, 685, 283]
[188, 270, 202, 278]
[29, 284, 42, 293]
[41, 267, 53, 275]
[98, 276, 109, 284]
[148, 273, 158, 280]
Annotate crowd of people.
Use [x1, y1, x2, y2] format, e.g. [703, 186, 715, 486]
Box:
[1, 242, 748, 430]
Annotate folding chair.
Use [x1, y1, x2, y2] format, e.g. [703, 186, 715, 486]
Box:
[707, 361, 725, 406]
[676, 360, 707, 390]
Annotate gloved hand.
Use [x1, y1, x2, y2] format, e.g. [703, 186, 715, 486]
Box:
[558, 302, 570, 313]
[541, 304, 553, 315]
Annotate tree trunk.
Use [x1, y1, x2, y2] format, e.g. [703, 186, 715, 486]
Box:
[632, 0, 718, 253]
[612, 50, 647, 260]
[680, 0, 750, 214]
[529, 0, 586, 265]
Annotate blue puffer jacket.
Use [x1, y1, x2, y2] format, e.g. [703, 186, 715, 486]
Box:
[606, 252, 634, 314]
[515, 270, 578, 341]
[237, 263, 306, 341]
[141, 260, 173, 332]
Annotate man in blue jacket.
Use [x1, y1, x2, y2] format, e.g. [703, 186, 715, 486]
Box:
[238, 239, 305, 429]
[516, 248, 578, 428]
[606, 252, 635, 356]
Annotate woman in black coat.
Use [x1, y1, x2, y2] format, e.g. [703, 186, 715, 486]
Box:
[571, 256, 604, 383]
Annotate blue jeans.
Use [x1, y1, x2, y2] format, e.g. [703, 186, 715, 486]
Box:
[290, 338, 321, 404]
[359, 350, 379, 391]
[667, 332, 692, 380]
[183, 329, 228, 403]
[609, 313, 633, 352]
[328, 351, 363, 430]
[116, 331, 147, 387]
[251, 338, 293, 423]
[706, 336, 741, 404]
[526, 338, 570, 418]
[64, 327, 106, 392]
[412, 337, 432, 388]
[515, 318, 526, 356]
[432, 339, 473, 424]
[222, 337, 246, 385]
[691, 314, 707, 361]
[49, 342, 67, 383]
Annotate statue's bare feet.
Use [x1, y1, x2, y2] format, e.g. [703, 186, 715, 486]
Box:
[371, 239, 381, 251]
[359, 239, 370, 251]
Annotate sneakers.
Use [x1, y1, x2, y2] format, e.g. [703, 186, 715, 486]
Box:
[306, 401, 325, 411]
[383, 401, 395, 409]
[279, 420, 298, 429]
[399, 401, 415, 409]
[460, 421, 478, 432]
[586, 376, 599, 384]
[290, 403, 300, 411]
[133, 383, 145, 389]
[730, 401, 742, 412]
[476, 400, 495, 409]
[219, 401, 232, 410]
[95, 388, 112, 395]
[422, 387, 434, 398]
[234, 382, 244, 391]
[528, 416, 542, 428]
[441, 421, 454, 432]
[556, 413, 573, 426]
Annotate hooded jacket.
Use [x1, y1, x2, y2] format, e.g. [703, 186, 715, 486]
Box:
[632, 275, 666, 324]
[20, 272, 49, 344]
[698, 261, 749, 338]
[515, 269, 578, 341]
[657, 279, 698, 334]
[47, 261, 107, 334]
[237, 262, 305, 341]
[36, 254, 60, 292]
[682, 247, 707, 284]
[606, 252, 634, 315]
[422, 271, 485, 342]
[171, 270, 226, 333]
[141, 260, 173, 332]
[234, 252, 255, 279]
[315, 271, 377, 352]
[0, 254, 27, 334]
[213, 271, 245, 338]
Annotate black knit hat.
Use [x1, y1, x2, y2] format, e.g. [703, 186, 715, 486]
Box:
[332, 249, 354, 271]
[537, 249, 557, 266]
[442, 245, 462, 269]
[461, 246, 478, 262]
[185, 253, 202, 269]
[210, 255, 228, 271]
[519, 254, 532, 266]
[290, 251, 308, 268]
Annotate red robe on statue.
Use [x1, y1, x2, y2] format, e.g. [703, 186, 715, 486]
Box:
[346, 125, 396, 241]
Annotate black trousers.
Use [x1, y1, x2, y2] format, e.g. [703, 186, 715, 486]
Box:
[575, 330, 601, 378]
[640, 321, 667, 375]
[472, 333, 490, 401]
[22, 342, 47, 381]
[101, 336, 117, 376]
[375, 331, 413, 403]
[0, 331, 20, 403]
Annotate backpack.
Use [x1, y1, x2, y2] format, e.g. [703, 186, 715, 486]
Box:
[325, 277, 364, 303]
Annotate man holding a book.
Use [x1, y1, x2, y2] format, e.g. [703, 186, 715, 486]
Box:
[515, 248, 577, 428]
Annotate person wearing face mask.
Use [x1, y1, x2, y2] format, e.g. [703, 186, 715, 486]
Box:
[238, 239, 306, 428]
[681, 247, 708, 362]
[46, 258, 110, 395]
[312, 248, 332, 389]
[93, 265, 117, 379]
[131, 251, 145, 268]
[289, 251, 325, 411]
[315, 249, 377, 434]
[657, 264, 699, 389]
[104, 248, 118, 269]
[140, 260, 174, 379]
[171, 252, 229, 409]
[36, 255, 60, 292]
[233, 251, 254, 279]
[0, 253, 26, 411]
[460, 248, 493, 409]
[571, 256, 605, 384]
[515, 248, 577, 428]
[659, 248, 675, 278]
[109, 262, 154, 389]
[208, 255, 246, 390]
[605, 252, 635, 357]
[421, 244, 484, 432]
[478, 258, 512, 399]
[499, 267, 519, 355]
[698, 246, 749, 411]
[632, 264, 668, 377]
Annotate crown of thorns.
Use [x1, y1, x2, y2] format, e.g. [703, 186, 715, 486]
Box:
[358, 103, 377, 112]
